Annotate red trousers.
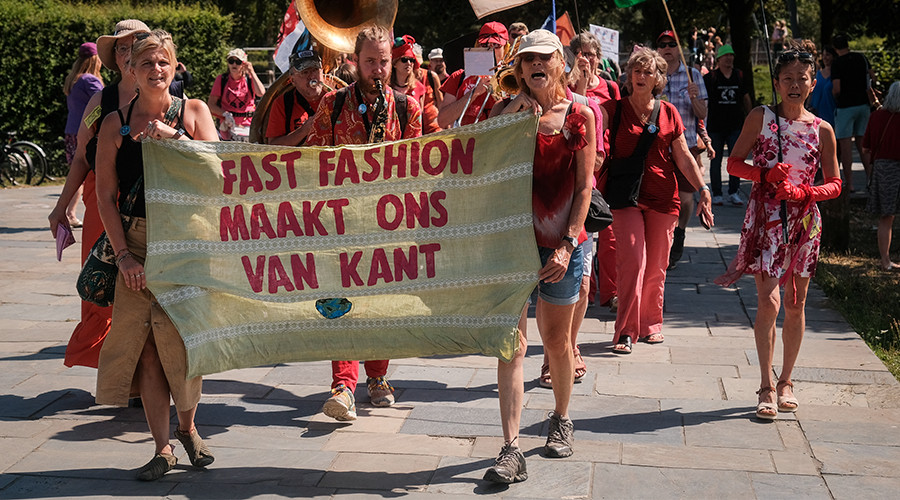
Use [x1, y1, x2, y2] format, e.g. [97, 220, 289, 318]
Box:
[332, 360, 389, 391]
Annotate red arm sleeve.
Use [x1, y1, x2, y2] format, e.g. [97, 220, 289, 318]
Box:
[809, 176, 843, 201]
[726, 156, 761, 181]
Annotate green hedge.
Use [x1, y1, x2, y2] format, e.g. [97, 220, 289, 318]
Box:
[0, 0, 232, 175]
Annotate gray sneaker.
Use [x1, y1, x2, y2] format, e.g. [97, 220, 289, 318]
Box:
[483, 442, 528, 483]
[544, 411, 574, 458]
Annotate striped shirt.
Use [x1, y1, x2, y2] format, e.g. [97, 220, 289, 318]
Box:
[660, 62, 707, 148]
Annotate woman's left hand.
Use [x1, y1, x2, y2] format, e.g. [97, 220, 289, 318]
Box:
[505, 93, 542, 116]
[695, 189, 715, 229]
[141, 119, 177, 141]
[539, 245, 572, 283]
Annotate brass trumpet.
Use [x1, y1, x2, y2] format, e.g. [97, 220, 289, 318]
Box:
[489, 35, 523, 100]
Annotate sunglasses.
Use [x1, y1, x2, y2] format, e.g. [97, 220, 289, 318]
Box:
[227, 58, 243, 65]
[657, 41, 679, 48]
[778, 50, 814, 63]
[576, 51, 598, 59]
[521, 53, 553, 63]
[399, 56, 416, 64]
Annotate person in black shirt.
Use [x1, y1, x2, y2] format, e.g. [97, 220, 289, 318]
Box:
[704, 44, 752, 205]
[832, 33, 878, 191]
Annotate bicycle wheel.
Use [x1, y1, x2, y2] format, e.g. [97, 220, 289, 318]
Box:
[1, 148, 34, 186]
[12, 141, 48, 185]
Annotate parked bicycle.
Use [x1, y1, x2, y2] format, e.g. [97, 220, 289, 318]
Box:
[1, 131, 49, 186]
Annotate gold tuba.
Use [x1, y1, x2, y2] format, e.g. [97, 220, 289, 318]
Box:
[249, 0, 398, 143]
[489, 35, 523, 100]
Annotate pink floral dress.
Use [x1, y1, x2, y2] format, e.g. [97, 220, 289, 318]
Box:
[717, 107, 823, 286]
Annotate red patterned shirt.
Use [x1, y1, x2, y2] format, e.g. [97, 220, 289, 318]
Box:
[306, 83, 422, 146]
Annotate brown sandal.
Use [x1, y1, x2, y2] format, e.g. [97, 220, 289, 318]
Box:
[573, 346, 586, 382]
[539, 363, 552, 388]
[136, 451, 177, 481]
[174, 427, 215, 468]
[755, 387, 778, 420]
[776, 380, 799, 412]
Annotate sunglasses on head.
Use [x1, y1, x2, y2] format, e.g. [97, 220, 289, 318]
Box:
[399, 56, 416, 64]
[227, 58, 242, 65]
[521, 53, 553, 63]
[657, 41, 678, 48]
[778, 50, 813, 63]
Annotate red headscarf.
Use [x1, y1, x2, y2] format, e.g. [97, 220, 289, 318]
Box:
[391, 35, 420, 70]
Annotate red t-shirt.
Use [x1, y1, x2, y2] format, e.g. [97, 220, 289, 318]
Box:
[863, 109, 900, 161]
[582, 78, 621, 106]
[602, 98, 685, 215]
[306, 83, 422, 146]
[440, 69, 495, 126]
[265, 89, 322, 144]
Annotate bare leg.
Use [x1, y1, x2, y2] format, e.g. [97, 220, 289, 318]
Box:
[677, 193, 694, 229]
[839, 137, 854, 191]
[878, 215, 897, 269]
[778, 275, 810, 400]
[66, 185, 83, 223]
[853, 135, 871, 181]
[137, 335, 174, 455]
[754, 274, 780, 413]
[536, 299, 576, 418]
[498, 307, 527, 444]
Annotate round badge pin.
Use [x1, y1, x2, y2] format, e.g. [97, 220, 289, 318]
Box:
[357, 103, 367, 114]
[648, 124, 658, 134]
[119, 125, 131, 136]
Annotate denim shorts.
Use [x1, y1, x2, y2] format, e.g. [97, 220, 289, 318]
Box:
[835, 104, 870, 139]
[581, 235, 593, 279]
[536, 244, 584, 306]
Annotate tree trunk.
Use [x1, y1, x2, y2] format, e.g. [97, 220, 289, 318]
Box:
[819, 0, 835, 45]
[820, 188, 850, 251]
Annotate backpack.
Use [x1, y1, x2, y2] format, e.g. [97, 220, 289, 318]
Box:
[282, 88, 316, 135]
[328, 85, 408, 146]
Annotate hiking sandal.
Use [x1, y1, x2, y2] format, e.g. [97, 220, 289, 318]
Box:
[777, 380, 799, 412]
[755, 387, 778, 420]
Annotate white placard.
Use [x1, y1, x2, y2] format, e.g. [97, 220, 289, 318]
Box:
[464, 47, 496, 77]
[589, 24, 620, 63]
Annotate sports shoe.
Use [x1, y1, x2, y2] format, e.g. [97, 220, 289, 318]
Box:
[483, 441, 528, 483]
[728, 192, 744, 206]
[367, 376, 395, 407]
[668, 227, 686, 269]
[712, 195, 725, 206]
[544, 411, 574, 458]
[323, 384, 357, 421]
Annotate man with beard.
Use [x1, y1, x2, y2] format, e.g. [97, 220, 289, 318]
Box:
[265, 50, 325, 146]
[305, 26, 422, 422]
[428, 48, 449, 84]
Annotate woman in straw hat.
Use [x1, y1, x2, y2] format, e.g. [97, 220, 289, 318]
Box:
[48, 19, 150, 370]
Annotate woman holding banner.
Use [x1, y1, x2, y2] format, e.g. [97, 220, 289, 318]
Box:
[485, 29, 595, 483]
[95, 30, 219, 481]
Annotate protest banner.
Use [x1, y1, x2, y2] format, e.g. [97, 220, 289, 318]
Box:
[142, 112, 541, 377]
[589, 24, 620, 64]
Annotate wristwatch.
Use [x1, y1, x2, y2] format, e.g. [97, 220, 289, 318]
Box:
[171, 128, 186, 140]
[561, 235, 578, 248]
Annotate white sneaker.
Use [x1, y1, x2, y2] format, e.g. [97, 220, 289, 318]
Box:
[728, 193, 744, 206]
[712, 195, 724, 206]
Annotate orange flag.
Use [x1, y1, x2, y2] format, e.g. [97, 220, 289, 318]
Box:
[556, 12, 575, 46]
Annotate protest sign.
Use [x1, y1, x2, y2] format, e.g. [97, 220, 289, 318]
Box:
[142, 112, 541, 377]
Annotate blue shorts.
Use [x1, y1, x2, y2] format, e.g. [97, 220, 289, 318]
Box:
[536, 244, 584, 306]
[835, 104, 870, 139]
[581, 235, 593, 279]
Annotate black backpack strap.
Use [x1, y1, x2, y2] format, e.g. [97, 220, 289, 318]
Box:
[631, 99, 661, 158]
[330, 86, 351, 146]
[395, 91, 409, 136]
[606, 79, 615, 99]
[608, 100, 623, 158]
[283, 90, 294, 135]
[100, 84, 119, 120]
[216, 73, 227, 107]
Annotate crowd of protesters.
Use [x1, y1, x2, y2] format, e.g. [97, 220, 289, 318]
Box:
[48, 13, 895, 486]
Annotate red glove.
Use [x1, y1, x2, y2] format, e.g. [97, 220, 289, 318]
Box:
[809, 176, 843, 201]
[775, 182, 808, 201]
[767, 162, 791, 183]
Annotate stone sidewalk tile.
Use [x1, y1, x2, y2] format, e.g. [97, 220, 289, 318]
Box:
[823, 474, 900, 500]
[400, 406, 546, 438]
[0, 475, 175, 499]
[797, 404, 900, 424]
[861, 384, 900, 408]
[170, 481, 335, 499]
[319, 452, 441, 491]
[617, 360, 740, 379]
[683, 413, 785, 450]
[567, 410, 684, 447]
[390, 365, 479, 390]
[397, 388, 499, 409]
[164, 448, 336, 486]
[591, 463, 756, 499]
[428, 455, 592, 498]
[471, 435, 621, 464]
[660, 334, 755, 350]
[594, 373, 725, 400]
[749, 472, 831, 498]
[802, 420, 900, 446]
[197, 423, 331, 451]
[811, 441, 900, 477]
[309, 405, 412, 434]
[670, 346, 752, 366]
[777, 420, 812, 452]
[323, 432, 474, 457]
[770, 450, 821, 475]
[789, 366, 900, 386]
[622, 443, 773, 472]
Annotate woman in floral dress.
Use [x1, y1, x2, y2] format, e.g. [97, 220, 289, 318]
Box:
[716, 45, 841, 420]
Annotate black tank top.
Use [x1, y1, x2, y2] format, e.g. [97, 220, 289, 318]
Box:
[115, 97, 189, 217]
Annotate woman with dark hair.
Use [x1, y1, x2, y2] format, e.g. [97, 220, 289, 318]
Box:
[95, 30, 219, 481]
[716, 45, 841, 419]
[809, 46, 838, 127]
[61, 41, 104, 227]
[601, 48, 713, 356]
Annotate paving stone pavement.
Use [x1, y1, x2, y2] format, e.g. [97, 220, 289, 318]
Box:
[2, 163, 899, 499]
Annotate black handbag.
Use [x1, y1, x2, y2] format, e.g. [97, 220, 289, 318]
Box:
[75, 177, 143, 307]
[603, 99, 661, 209]
[585, 188, 614, 232]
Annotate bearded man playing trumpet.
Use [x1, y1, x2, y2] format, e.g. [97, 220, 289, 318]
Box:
[265, 50, 326, 146]
[304, 26, 422, 422]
